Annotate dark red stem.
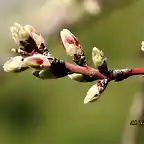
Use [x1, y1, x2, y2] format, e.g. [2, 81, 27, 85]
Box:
[65, 62, 107, 79]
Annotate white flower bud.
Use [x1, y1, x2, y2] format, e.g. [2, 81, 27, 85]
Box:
[68, 73, 84, 82]
[141, 41, 144, 51]
[92, 47, 106, 68]
[3, 56, 23, 72]
[84, 84, 100, 104]
[10, 22, 29, 44]
[84, 79, 108, 104]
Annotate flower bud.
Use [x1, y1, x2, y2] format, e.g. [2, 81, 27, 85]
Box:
[68, 73, 84, 82]
[141, 41, 144, 51]
[11, 48, 17, 53]
[92, 47, 106, 68]
[60, 29, 82, 56]
[3, 56, 23, 72]
[84, 79, 108, 104]
[10, 22, 29, 44]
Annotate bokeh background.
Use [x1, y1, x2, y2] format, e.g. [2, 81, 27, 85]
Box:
[0, 0, 144, 144]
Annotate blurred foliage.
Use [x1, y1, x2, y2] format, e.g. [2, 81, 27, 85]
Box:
[0, 0, 144, 144]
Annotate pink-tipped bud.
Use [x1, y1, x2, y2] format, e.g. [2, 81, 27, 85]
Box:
[60, 29, 82, 56]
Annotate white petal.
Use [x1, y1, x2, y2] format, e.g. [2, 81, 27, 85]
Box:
[14, 22, 23, 31]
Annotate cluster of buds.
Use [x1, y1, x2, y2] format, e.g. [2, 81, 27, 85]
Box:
[60, 28, 110, 104]
[10, 22, 45, 55]
[9, 25, 140, 104]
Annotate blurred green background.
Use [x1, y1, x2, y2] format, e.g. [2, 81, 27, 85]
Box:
[0, 0, 144, 144]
